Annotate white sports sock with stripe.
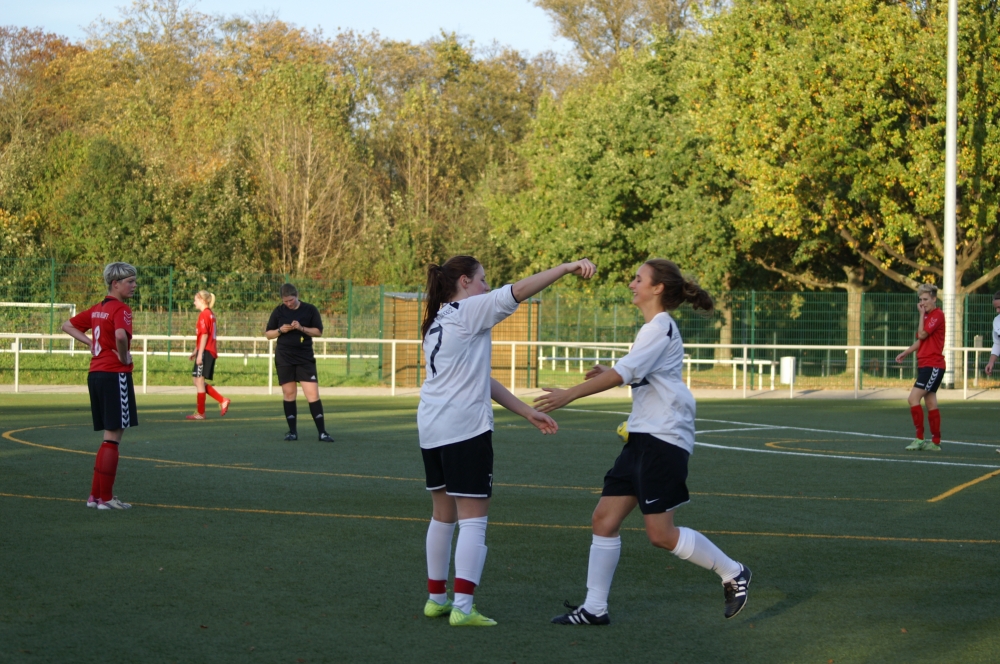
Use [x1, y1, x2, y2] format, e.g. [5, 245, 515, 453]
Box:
[426, 519, 456, 603]
[453, 516, 488, 613]
[582, 535, 621, 615]
[671, 526, 741, 582]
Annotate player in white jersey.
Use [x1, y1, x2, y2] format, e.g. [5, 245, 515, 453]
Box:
[535, 259, 751, 625]
[419, 254, 596, 627]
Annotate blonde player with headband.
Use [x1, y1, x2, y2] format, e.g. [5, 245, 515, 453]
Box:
[186, 290, 231, 420]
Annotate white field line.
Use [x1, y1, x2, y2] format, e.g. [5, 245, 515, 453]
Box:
[562, 407, 1000, 468]
[561, 409, 998, 450]
[695, 441, 1000, 470]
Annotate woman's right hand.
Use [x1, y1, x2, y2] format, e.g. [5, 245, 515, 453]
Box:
[279, 324, 293, 333]
[586, 364, 609, 380]
[566, 259, 596, 279]
[987, 359, 995, 376]
[895, 352, 906, 363]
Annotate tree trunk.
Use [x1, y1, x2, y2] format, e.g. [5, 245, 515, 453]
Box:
[844, 266, 865, 373]
[716, 298, 733, 362]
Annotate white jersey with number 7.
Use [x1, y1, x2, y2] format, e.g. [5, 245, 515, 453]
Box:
[417, 285, 520, 449]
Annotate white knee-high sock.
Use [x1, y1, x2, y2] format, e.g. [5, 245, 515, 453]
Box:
[582, 535, 621, 615]
[453, 516, 488, 613]
[670, 526, 741, 582]
[426, 519, 456, 603]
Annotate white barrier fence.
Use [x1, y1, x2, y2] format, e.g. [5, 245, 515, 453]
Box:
[1, 333, 994, 399]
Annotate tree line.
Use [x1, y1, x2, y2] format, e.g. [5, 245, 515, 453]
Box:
[2, 0, 999, 303]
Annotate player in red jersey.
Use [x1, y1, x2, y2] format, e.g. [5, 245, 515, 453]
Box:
[61, 262, 139, 510]
[895, 283, 945, 451]
[186, 290, 231, 420]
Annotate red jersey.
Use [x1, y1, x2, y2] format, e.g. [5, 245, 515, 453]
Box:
[196, 308, 218, 358]
[916, 307, 945, 369]
[69, 297, 134, 373]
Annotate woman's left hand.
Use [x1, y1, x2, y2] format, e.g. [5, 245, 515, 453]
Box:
[526, 410, 559, 435]
[534, 387, 574, 413]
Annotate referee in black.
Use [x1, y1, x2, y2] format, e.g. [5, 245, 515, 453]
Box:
[265, 283, 334, 442]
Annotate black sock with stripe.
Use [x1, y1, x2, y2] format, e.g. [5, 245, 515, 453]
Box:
[283, 400, 297, 433]
[309, 400, 326, 434]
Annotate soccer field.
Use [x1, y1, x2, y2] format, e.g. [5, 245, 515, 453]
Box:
[2, 395, 999, 663]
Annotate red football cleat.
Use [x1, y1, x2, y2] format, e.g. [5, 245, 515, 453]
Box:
[219, 398, 231, 417]
[186, 413, 206, 420]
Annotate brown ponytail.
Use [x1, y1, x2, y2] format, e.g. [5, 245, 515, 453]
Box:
[644, 259, 714, 314]
[421, 256, 482, 338]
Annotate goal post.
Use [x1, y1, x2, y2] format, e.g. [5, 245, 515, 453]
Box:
[0, 302, 78, 351]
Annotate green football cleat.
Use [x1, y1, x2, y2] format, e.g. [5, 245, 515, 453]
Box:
[904, 438, 924, 451]
[449, 604, 497, 627]
[922, 441, 942, 452]
[424, 598, 452, 618]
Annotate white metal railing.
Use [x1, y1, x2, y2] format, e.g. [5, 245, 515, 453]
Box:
[1, 333, 996, 400]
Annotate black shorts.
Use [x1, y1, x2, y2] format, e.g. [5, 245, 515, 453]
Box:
[88, 371, 138, 432]
[602, 432, 690, 514]
[421, 431, 493, 498]
[192, 353, 217, 380]
[915, 366, 944, 393]
[276, 362, 318, 385]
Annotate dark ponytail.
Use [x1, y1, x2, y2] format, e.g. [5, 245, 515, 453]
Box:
[421, 255, 482, 338]
[644, 259, 714, 314]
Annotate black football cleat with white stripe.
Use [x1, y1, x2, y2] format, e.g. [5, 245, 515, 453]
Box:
[551, 601, 610, 626]
[318, 432, 335, 442]
[723, 564, 752, 619]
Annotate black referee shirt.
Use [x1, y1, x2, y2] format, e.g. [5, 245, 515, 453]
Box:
[266, 301, 323, 365]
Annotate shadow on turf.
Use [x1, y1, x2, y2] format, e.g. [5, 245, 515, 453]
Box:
[743, 588, 815, 624]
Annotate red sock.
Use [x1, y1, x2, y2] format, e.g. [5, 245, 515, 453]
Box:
[909, 405, 925, 440]
[96, 441, 119, 502]
[428, 579, 447, 594]
[197, 392, 207, 415]
[90, 445, 106, 498]
[205, 385, 225, 403]
[454, 578, 476, 595]
[928, 409, 941, 444]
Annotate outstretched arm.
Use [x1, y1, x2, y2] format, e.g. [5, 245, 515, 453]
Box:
[534, 365, 624, 413]
[490, 378, 558, 434]
[511, 259, 596, 303]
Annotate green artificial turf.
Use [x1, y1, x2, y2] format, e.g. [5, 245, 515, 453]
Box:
[1, 396, 999, 663]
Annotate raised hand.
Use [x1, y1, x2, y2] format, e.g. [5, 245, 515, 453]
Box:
[568, 259, 597, 279]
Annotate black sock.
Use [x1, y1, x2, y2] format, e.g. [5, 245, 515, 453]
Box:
[309, 399, 326, 434]
[283, 400, 297, 433]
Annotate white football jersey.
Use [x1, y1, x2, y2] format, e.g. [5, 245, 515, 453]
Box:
[613, 311, 696, 454]
[417, 285, 520, 449]
[992, 313, 1000, 356]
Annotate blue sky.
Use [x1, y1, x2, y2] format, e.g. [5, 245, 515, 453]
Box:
[7, 0, 574, 56]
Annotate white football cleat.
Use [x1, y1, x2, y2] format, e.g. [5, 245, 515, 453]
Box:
[86, 496, 98, 508]
[97, 497, 132, 510]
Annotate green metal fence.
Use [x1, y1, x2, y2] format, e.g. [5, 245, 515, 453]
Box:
[3, 258, 999, 390]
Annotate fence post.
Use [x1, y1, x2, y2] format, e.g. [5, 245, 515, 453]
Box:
[48, 258, 56, 352]
[166, 266, 174, 360]
[346, 280, 353, 376]
[742, 345, 748, 398]
[854, 347, 860, 398]
[378, 284, 384, 377]
[268, 338, 274, 395]
[510, 342, 516, 392]
[142, 337, 148, 394]
[963, 347, 968, 400]
[391, 341, 397, 397]
[13, 336, 20, 393]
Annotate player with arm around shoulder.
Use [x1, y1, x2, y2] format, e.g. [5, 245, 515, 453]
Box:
[265, 283, 333, 442]
[185, 290, 231, 420]
[60, 262, 139, 510]
[534, 259, 752, 625]
[895, 284, 945, 452]
[419, 255, 595, 627]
